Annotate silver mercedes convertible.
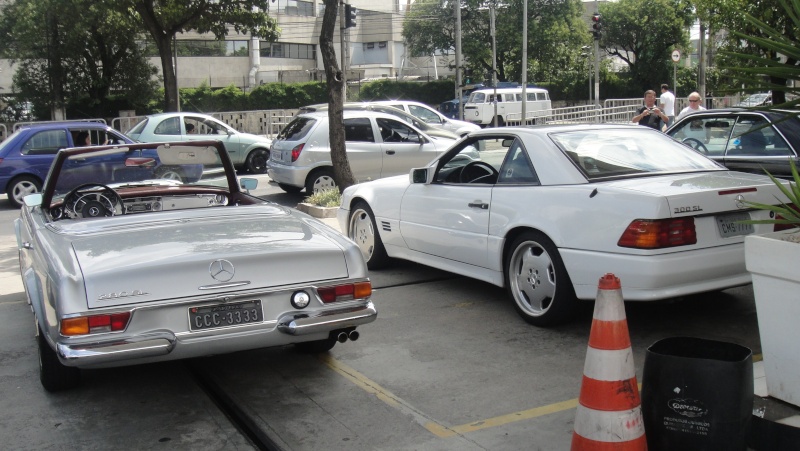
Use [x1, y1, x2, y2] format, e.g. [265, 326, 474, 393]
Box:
[15, 140, 376, 391]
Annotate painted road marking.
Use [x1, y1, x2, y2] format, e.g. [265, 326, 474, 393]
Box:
[321, 353, 766, 439]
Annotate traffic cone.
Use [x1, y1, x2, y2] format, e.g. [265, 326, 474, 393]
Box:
[571, 273, 647, 451]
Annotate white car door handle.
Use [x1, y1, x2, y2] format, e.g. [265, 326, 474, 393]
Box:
[468, 202, 489, 210]
[385, 150, 395, 155]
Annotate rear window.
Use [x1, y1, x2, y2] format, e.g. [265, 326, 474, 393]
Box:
[550, 128, 723, 180]
[277, 116, 317, 141]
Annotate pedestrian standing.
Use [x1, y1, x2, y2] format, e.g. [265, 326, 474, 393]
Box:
[659, 83, 676, 125]
[632, 90, 668, 131]
[676, 91, 706, 121]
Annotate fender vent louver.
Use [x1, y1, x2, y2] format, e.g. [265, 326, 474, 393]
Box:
[380, 221, 391, 232]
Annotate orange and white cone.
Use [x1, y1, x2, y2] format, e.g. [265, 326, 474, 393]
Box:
[571, 273, 647, 451]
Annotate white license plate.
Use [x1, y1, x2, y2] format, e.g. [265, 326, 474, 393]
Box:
[716, 212, 754, 238]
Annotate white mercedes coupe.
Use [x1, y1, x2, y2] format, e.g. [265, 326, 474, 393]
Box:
[16, 140, 376, 391]
[338, 125, 790, 326]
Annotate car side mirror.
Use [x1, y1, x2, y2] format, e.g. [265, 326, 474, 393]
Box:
[240, 178, 258, 193]
[410, 167, 434, 184]
[23, 193, 42, 207]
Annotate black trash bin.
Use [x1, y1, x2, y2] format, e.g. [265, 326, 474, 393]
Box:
[641, 336, 753, 451]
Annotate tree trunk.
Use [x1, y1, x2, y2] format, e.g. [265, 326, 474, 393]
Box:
[134, 2, 179, 112]
[154, 35, 179, 112]
[46, 12, 66, 120]
[320, 0, 355, 192]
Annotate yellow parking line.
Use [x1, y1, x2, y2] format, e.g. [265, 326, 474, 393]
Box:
[318, 354, 458, 437]
[321, 354, 767, 439]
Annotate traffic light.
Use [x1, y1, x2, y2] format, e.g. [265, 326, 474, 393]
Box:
[464, 68, 473, 84]
[591, 13, 602, 40]
[345, 4, 357, 28]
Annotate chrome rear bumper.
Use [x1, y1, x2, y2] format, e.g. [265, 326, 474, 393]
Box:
[278, 301, 377, 335]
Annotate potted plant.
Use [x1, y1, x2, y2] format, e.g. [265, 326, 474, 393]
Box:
[720, 0, 800, 408]
[296, 188, 341, 218]
[743, 160, 800, 408]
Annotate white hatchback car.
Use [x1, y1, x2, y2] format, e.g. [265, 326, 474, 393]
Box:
[268, 111, 457, 193]
[369, 100, 480, 137]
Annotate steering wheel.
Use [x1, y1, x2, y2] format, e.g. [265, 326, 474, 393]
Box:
[682, 137, 709, 154]
[459, 161, 499, 183]
[64, 184, 124, 218]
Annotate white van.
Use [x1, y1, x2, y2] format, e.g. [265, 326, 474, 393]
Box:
[464, 87, 551, 126]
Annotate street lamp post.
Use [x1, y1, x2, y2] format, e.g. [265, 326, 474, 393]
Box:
[581, 46, 591, 104]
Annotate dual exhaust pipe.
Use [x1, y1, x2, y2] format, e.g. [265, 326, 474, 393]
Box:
[336, 330, 360, 343]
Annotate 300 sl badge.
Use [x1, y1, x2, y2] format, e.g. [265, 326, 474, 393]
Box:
[674, 205, 703, 214]
[98, 290, 149, 301]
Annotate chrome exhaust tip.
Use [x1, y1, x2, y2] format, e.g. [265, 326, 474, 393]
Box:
[337, 332, 348, 343]
[348, 330, 360, 341]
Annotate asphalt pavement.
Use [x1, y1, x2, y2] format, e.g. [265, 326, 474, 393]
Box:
[1, 189, 799, 450]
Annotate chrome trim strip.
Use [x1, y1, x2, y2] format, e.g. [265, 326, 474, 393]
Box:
[198, 281, 251, 290]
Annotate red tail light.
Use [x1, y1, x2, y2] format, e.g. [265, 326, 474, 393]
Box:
[774, 204, 800, 232]
[291, 143, 305, 162]
[618, 218, 697, 249]
[318, 281, 372, 303]
[60, 312, 132, 336]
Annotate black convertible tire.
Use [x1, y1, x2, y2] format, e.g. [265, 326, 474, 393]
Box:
[294, 337, 337, 354]
[245, 148, 270, 174]
[38, 326, 81, 392]
[504, 231, 578, 327]
[348, 201, 390, 269]
[6, 175, 41, 208]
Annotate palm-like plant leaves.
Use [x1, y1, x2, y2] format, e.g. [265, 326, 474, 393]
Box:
[743, 159, 800, 226]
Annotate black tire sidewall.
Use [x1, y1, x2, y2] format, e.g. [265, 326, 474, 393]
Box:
[503, 231, 577, 327]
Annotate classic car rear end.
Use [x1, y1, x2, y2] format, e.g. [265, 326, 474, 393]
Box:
[15, 141, 376, 391]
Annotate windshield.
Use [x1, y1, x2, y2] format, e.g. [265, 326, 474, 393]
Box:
[49, 144, 227, 201]
[550, 128, 724, 180]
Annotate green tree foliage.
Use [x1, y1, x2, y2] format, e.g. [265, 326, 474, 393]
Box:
[717, 0, 800, 107]
[402, 0, 589, 88]
[0, 0, 158, 118]
[694, 0, 799, 103]
[114, 0, 280, 112]
[358, 79, 455, 105]
[599, 0, 693, 92]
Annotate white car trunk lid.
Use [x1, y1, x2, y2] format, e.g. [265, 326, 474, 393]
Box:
[604, 171, 786, 217]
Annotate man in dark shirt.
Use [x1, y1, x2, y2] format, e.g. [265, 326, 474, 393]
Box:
[632, 90, 668, 131]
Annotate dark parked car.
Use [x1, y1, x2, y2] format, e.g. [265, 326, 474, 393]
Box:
[666, 109, 800, 178]
[0, 122, 134, 207]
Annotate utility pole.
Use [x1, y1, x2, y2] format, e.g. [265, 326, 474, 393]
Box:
[340, 2, 347, 99]
[699, 21, 706, 102]
[521, 0, 527, 124]
[455, 0, 463, 120]
[593, 1, 600, 107]
[491, 4, 497, 127]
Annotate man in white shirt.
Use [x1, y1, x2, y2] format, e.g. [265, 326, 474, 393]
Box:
[676, 91, 707, 121]
[659, 84, 676, 126]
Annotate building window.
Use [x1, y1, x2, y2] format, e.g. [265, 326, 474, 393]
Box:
[138, 40, 249, 57]
[281, 0, 314, 16]
[260, 42, 316, 60]
[379, 42, 387, 48]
